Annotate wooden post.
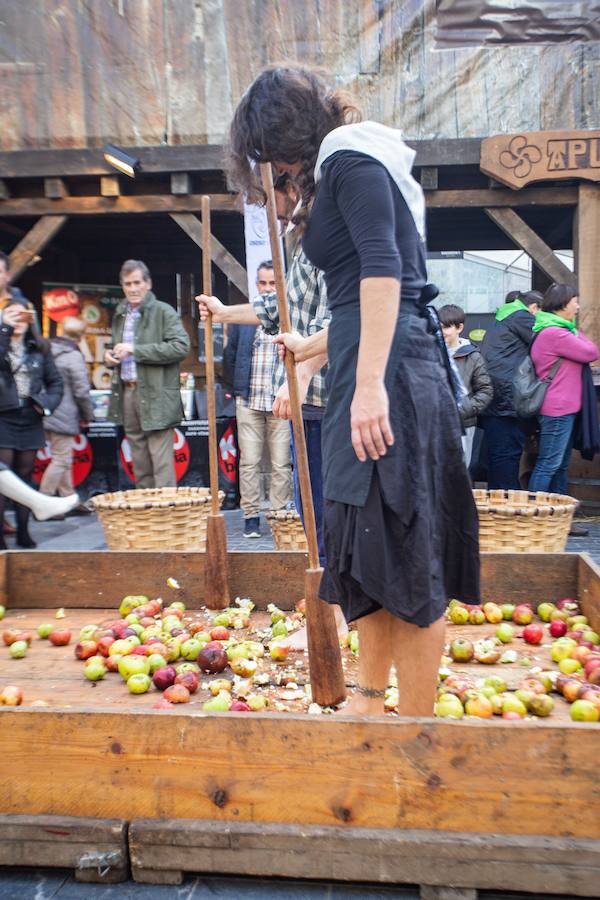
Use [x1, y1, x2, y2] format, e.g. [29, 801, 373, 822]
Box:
[8, 216, 68, 282]
[575, 184, 600, 350]
[259, 162, 346, 708]
[202, 196, 230, 610]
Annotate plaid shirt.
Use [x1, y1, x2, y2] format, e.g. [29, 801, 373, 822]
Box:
[120, 304, 141, 381]
[245, 325, 278, 412]
[252, 240, 330, 409]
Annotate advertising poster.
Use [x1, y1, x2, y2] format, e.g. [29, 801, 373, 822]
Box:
[42, 283, 121, 389]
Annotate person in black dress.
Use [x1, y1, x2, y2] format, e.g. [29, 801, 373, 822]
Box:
[0, 302, 63, 548]
[227, 66, 480, 716]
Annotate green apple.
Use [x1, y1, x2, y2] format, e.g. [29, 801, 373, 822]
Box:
[502, 694, 527, 717]
[37, 623, 54, 639]
[84, 660, 107, 681]
[170, 601, 186, 612]
[551, 638, 577, 663]
[500, 604, 515, 620]
[495, 623, 514, 644]
[434, 693, 464, 718]
[180, 638, 204, 661]
[268, 604, 286, 624]
[212, 612, 231, 628]
[527, 694, 554, 717]
[202, 692, 231, 712]
[349, 631, 359, 655]
[559, 658, 582, 675]
[246, 694, 268, 711]
[484, 675, 507, 693]
[536, 602, 556, 622]
[449, 605, 469, 625]
[227, 643, 250, 661]
[127, 673, 152, 694]
[119, 595, 148, 617]
[0, 605, 5, 620]
[147, 653, 167, 674]
[570, 699, 600, 722]
[118, 655, 150, 680]
[175, 662, 200, 675]
[271, 620, 289, 638]
[9, 640, 28, 659]
[583, 630, 600, 646]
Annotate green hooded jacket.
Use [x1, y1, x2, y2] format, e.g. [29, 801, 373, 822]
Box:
[108, 291, 190, 432]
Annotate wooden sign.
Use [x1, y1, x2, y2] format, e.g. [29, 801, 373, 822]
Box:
[481, 130, 600, 190]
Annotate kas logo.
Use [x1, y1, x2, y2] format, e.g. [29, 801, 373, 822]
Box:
[33, 433, 93, 486]
[218, 424, 238, 483]
[120, 428, 190, 483]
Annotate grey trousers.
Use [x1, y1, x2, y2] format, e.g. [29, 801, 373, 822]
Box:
[122, 384, 176, 489]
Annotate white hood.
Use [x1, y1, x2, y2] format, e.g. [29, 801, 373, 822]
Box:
[314, 121, 426, 241]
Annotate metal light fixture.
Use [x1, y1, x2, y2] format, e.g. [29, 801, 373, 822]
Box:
[103, 144, 141, 178]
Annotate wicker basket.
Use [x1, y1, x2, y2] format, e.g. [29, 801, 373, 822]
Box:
[266, 509, 308, 552]
[92, 487, 224, 551]
[473, 489, 578, 553]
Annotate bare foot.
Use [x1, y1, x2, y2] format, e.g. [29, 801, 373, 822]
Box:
[336, 693, 385, 717]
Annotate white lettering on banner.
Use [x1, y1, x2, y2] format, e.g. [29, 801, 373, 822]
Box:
[243, 201, 285, 299]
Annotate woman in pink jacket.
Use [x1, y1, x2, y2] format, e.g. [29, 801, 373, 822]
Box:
[529, 283, 598, 495]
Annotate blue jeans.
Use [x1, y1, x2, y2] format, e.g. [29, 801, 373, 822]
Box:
[290, 418, 325, 565]
[481, 416, 525, 490]
[528, 413, 576, 495]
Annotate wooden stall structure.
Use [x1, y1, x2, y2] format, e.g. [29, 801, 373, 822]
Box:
[0, 549, 599, 895]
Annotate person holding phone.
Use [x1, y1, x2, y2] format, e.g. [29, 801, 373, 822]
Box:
[0, 302, 63, 548]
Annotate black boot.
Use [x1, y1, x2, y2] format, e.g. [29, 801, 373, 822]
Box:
[15, 503, 37, 549]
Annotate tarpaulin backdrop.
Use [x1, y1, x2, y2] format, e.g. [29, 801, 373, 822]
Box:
[1, 0, 598, 149]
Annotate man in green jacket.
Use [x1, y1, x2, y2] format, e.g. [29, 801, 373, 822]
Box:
[106, 260, 190, 488]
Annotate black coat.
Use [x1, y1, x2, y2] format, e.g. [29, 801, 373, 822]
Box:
[480, 309, 535, 417]
[223, 323, 257, 401]
[0, 322, 63, 415]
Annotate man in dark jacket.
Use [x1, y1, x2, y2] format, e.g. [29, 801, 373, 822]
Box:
[439, 304, 492, 466]
[480, 289, 542, 489]
[40, 316, 94, 506]
[223, 260, 292, 537]
[106, 260, 190, 489]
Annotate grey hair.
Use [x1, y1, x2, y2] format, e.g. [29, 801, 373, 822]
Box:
[119, 259, 151, 282]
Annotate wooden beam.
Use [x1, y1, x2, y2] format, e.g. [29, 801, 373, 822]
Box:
[170, 172, 191, 195]
[426, 187, 577, 209]
[575, 184, 600, 350]
[420, 167, 439, 191]
[0, 194, 239, 216]
[100, 175, 120, 198]
[484, 207, 576, 285]
[0, 145, 225, 178]
[170, 212, 248, 298]
[44, 177, 69, 199]
[8, 216, 68, 281]
[0, 180, 10, 200]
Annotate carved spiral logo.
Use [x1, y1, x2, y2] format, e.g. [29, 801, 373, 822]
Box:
[499, 135, 542, 179]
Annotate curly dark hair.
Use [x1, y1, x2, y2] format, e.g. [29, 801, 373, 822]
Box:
[227, 64, 361, 215]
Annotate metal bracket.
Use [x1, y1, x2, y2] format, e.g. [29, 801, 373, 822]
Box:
[78, 849, 123, 877]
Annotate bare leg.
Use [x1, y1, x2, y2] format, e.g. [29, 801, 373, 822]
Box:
[340, 608, 394, 716]
[391, 616, 446, 716]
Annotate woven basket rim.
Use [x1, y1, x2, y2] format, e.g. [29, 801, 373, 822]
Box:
[92, 487, 224, 511]
[473, 489, 578, 519]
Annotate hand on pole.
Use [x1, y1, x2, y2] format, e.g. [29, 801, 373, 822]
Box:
[273, 330, 308, 363]
[196, 293, 227, 323]
[350, 379, 394, 462]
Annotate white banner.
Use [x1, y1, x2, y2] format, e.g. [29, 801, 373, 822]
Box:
[243, 201, 284, 300]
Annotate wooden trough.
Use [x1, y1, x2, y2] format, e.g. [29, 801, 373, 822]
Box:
[0, 549, 599, 896]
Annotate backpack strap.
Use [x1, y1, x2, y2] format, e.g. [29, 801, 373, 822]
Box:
[544, 358, 562, 383]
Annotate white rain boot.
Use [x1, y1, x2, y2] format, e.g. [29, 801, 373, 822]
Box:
[0, 468, 79, 521]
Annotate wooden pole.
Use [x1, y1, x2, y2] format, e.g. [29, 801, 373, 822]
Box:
[202, 195, 230, 610]
[259, 163, 346, 707]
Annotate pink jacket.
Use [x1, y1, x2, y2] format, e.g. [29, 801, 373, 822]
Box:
[531, 327, 599, 416]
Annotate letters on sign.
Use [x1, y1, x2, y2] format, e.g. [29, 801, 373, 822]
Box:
[480, 131, 600, 190]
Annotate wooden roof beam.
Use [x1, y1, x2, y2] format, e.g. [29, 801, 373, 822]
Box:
[170, 212, 248, 298]
[8, 216, 68, 282]
[0, 194, 239, 216]
[485, 207, 575, 286]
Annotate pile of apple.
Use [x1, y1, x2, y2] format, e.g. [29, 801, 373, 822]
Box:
[441, 597, 600, 722]
[67, 593, 306, 712]
[3, 623, 71, 659]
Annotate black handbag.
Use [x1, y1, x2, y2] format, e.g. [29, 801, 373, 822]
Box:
[512, 350, 561, 418]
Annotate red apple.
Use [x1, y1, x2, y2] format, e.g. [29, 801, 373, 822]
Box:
[449, 638, 474, 663]
[174, 671, 199, 694]
[549, 620, 568, 638]
[74, 640, 98, 660]
[557, 598, 579, 612]
[48, 629, 71, 646]
[96, 636, 115, 657]
[152, 665, 177, 691]
[210, 626, 230, 641]
[0, 685, 23, 706]
[163, 683, 190, 704]
[512, 604, 533, 626]
[197, 645, 229, 673]
[2, 630, 19, 646]
[152, 698, 175, 709]
[522, 623, 543, 645]
[229, 699, 252, 711]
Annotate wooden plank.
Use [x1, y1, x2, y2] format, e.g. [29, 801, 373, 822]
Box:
[0, 145, 225, 178]
[485, 207, 576, 285]
[44, 177, 69, 199]
[481, 130, 600, 190]
[5, 550, 307, 610]
[0, 815, 128, 883]
[171, 212, 248, 297]
[426, 187, 577, 209]
[0, 194, 239, 216]
[8, 215, 68, 281]
[129, 820, 600, 895]
[100, 175, 120, 198]
[0, 552, 7, 607]
[578, 553, 600, 633]
[3, 551, 581, 611]
[1, 710, 598, 836]
[576, 183, 600, 350]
